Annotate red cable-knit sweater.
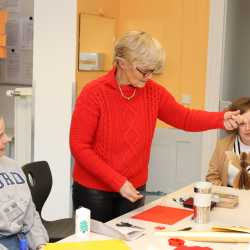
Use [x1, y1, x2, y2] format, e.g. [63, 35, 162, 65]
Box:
[70, 68, 224, 192]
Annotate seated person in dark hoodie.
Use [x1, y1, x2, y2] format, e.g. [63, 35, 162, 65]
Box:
[0, 116, 48, 250]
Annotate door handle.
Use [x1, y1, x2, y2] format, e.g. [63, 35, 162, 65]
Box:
[6, 89, 32, 97]
[6, 90, 21, 97]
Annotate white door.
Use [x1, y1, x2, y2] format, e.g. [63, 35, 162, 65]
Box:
[6, 87, 33, 166]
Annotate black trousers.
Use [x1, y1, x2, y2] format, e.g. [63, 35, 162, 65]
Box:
[72, 182, 145, 222]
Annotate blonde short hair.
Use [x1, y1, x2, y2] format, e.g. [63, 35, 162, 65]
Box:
[114, 31, 165, 73]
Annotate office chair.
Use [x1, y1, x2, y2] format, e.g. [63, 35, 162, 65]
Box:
[22, 161, 75, 242]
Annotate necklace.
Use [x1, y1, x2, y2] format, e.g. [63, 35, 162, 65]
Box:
[118, 84, 136, 100]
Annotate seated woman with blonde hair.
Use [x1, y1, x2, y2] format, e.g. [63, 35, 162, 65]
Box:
[206, 97, 250, 189]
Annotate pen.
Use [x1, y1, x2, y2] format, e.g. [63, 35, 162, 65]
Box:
[139, 190, 166, 196]
[172, 198, 183, 205]
[116, 221, 145, 230]
[178, 226, 192, 231]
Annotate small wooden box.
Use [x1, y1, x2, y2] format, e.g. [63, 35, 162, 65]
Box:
[213, 192, 239, 208]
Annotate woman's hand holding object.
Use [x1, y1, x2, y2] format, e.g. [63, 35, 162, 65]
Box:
[119, 181, 143, 202]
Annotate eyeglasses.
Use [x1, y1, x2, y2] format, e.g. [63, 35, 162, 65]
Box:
[136, 67, 155, 77]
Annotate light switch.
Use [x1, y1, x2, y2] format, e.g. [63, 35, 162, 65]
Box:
[79, 52, 104, 71]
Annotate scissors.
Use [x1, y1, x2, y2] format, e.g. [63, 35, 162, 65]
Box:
[116, 221, 145, 230]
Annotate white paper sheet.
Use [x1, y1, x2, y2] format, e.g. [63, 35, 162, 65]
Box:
[21, 49, 32, 82]
[6, 47, 21, 82]
[4, 0, 21, 12]
[21, 16, 33, 49]
[6, 20, 20, 47]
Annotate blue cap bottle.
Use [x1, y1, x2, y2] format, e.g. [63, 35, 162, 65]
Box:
[19, 237, 28, 250]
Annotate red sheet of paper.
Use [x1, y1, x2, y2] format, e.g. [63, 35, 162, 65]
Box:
[132, 205, 193, 225]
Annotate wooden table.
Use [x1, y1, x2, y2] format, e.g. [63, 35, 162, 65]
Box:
[62, 184, 250, 250]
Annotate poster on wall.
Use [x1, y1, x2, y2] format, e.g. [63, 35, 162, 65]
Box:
[0, 0, 21, 12]
[0, 47, 32, 85]
[21, 49, 32, 82]
[21, 16, 33, 49]
[6, 20, 20, 47]
[5, 47, 21, 83]
[0, 60, 5, 82]
[0, 0, 21, 19]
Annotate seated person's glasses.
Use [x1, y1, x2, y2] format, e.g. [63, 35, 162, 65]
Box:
[136, 67, 155, 77]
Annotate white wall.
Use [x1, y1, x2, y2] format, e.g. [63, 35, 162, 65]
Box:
[33, 0, 77, 220]
[201, 0, 227, 178]
[222, 0, 250, 100]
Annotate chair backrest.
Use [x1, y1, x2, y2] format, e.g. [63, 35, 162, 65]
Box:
[22, 161, 52, 217]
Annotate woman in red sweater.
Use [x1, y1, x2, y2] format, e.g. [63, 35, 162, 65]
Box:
[70, 31, 244, 222]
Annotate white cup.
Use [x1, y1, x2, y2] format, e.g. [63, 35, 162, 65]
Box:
[194, 181, 212, 194]
[193, 181, 212, 224]
[75, 207, 91, 237]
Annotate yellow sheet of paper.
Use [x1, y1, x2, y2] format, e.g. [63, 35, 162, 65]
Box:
[44, 239, 131, 250]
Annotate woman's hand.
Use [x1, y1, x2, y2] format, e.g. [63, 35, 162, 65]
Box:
[119, 181, 143, 202]
[223, 110, 241, 130]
